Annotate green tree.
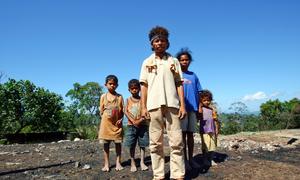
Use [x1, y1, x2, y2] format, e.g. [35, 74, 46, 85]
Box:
[292, 103, 300, 128]
[0, 79, 64, 134]
[66, 82, 103, 139]
[243, 114, 260, 132]
[260, 98, 300, 130]
[281, 98, 300, 129]
[67, 82, 103, 115]
[260, 99, 283, 130]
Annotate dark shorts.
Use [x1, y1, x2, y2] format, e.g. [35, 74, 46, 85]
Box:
[124, 125, 149, 148]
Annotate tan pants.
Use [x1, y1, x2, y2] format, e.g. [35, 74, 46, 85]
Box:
[149, 106, 185, 179]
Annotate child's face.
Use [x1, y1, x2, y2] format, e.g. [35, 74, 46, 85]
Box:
[152, 38, 168, 53]
[179, 54, 190, 71]
[105, 79, 118, 93]
[201, 97, 211, 107]
[129, 85, 140, 96]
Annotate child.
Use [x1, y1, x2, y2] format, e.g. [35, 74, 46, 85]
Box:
[124, 79, 149, 172]
[176, 48, 202, 170]
[198, 90, 219, 166]
[98, 75, 124, 172]
[139, 26, 186, 180]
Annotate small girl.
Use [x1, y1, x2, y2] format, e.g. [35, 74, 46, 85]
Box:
[199, 89, 219, 166]
[98, 75, 124, 172]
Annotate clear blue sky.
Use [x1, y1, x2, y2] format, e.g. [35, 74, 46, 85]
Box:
[1, 0, 300, 112]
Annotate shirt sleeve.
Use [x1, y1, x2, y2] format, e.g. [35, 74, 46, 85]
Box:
[139, 60, 148, 84]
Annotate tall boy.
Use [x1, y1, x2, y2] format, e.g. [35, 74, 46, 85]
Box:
[139, 26, 186, 180]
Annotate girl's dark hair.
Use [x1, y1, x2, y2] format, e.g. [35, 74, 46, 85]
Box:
[176, 48, 193, 62]
[105, 74, 118, 84]
[128, 79, 140, 88]
[200, 89, 213, 101]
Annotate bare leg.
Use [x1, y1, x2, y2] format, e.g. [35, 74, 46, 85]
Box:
[115, 143, 124, 171]
[102, 143, 110, 172]
[140, 147, 148, 170]
[187, 132, 200, 168]
[129, 147, 137, 172]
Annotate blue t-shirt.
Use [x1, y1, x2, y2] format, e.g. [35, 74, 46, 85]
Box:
[182, 71, 202, 112]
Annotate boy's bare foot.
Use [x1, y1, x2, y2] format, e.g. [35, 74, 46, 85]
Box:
[101, 166, 110, 172]
[115, 164, 124, 171]
[130, 164, 137, 172]
[140, 163, 148, 171]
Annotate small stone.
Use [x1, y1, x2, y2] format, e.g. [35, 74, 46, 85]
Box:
[74, 138, 81, 141]
[75, 161, 80, 168]
[82, 164, 91, 170]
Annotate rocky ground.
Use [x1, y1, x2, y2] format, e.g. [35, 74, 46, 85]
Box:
[0, 129, 300, 180]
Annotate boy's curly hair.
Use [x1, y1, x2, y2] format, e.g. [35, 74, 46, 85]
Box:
[148, 26, 170, 50]
[148, 26, 169, 42]
[176, 48, 193, 62]
[200, 89, 213, 101]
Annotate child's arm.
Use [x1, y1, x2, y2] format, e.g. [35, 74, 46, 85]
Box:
[176, 82, 186, 119]
[140, 82, 150, 120]
[123, 99, 133, 123]
[197, 102, 203, 121]
[116, 96, 124, 127]
[213, 110, 220, 136]
[99, 94, 105, 117]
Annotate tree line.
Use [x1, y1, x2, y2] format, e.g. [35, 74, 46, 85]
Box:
[1, 78, 299, 139]
[220, 99, 300, 134]
[0, 79, 103, 139]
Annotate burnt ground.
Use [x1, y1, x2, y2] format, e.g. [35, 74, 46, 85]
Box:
[0, 130, 300, 180]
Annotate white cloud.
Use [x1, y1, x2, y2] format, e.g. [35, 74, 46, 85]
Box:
[242, 91, 282, 102]
[242, 91, 267, 101]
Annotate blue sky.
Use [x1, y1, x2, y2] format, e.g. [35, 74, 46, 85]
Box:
[1, 0, 300, 112]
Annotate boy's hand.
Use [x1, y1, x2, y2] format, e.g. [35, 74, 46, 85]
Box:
[141, 107, 150, 121]
[133, 118, 143, 128]
[178, 105, 186, 120]
[116, 119, 122, 128]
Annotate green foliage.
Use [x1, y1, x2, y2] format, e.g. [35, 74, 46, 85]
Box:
[260, 98, 300, 130]
[0, 79, 64, 134]
[222, 119, 241, 135]
[64, 82, 104, 139]
[242, 114, 260, 132]
[220, 98, 300, 135]
[260, 99, 283, 130]
[66, 82, 103, 116]
[75, 125, 98, 139]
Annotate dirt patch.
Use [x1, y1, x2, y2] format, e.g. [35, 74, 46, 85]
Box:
[1, 130, 300, 179]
